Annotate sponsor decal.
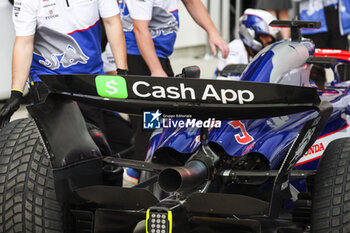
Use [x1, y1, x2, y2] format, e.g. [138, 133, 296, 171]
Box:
[43, 3, 56, 8]
[304, 142, 325, 156]
[295, 124, 350, 166]
[143, 110, 222, 129]
[315, 48, 342, 54]
[132, 81, 254, 104]
[14, 6, 20, 17]
[45, 13, 59, 20]
[13, 3, 21, 17]
[95, 75, 128, 99]
[314, 48, 350, 61]
[95, 76, 257, 105]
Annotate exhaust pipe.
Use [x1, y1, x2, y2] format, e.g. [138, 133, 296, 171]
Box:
[158, 160, 208, 192]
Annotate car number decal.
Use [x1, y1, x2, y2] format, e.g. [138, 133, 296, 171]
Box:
[229, 121, 254, 144]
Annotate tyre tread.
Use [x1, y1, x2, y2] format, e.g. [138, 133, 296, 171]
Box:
[312, 137, 350, 233]
[0, 119, 63, 233]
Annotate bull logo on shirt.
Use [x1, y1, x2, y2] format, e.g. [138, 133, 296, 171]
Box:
[34, 26, 89, 70]
[121, 6, 178, 38]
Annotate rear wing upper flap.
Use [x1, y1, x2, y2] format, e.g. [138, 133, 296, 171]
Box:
[269, 20, 321, 29]
[38, 74, 321, 120]
[306, 56, 338, 68]
[269, 20, 321, 41]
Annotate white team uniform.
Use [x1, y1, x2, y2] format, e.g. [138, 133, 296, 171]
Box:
[216, 39, 252, 72]
[13, 0, 119, 81]
[102, 0, 180, 72]
[102, 43, 116, 73]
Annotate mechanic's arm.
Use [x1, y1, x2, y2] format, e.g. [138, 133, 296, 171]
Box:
[182, 0, 229, 59]
[133, 19, 167, 77]
[102, 14, 128, 73]
[12, 35, 34, 92]
[0, 35, 34, 128]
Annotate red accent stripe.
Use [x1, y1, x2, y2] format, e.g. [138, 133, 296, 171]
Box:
[314, 49, 350, 62]
[170, 9, 178, 13]
[295, 155, 322, 166]
[294, 125, 349, 166]
[68, 19, 100, 35]
[318, 124, 349, 139]
[126, 173, 139, 181]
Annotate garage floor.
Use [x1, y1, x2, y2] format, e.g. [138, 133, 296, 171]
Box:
[1, 54, 219, 122]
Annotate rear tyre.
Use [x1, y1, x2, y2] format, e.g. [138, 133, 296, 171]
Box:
[311, 137, 350, 232]
[0, 118, 66, 233]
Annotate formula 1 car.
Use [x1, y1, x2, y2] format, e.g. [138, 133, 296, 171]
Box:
[0, 20, 350, 233]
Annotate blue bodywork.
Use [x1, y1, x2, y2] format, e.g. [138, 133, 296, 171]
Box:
[145, 39, 350, 193]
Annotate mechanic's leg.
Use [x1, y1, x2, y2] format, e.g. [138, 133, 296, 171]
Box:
[324, 5, 348, 50]
[127, 54, 152, 161]
[303, 33, 329, 49]
[127, 54, 174, 161]
[160, 57, 174, 77]
[125, 55, 174, 185]
[276, 10, 290, 39]
[129, 115, 153, 161]
[103, 111, 133, 154]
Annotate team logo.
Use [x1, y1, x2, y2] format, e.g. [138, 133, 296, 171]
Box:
[143, 110, 162, 129]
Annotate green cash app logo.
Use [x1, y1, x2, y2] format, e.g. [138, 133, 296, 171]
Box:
[95, 75, 128, 99]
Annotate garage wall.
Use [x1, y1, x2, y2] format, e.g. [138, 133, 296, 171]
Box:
[0, 0, 15, 100]
[175, 0, 231, 49]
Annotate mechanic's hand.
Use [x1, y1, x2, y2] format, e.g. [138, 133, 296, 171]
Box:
[209, 32, 229, 59]
[151, 69, 168, 77]
[0, 90, 23, 129]
[116, 68, 128, 75]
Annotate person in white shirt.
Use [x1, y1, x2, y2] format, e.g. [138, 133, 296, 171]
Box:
[102, 0, 229, 76]
[0, 0, 128, 127]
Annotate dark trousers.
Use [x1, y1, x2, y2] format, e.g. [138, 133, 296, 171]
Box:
[304, 5, 348, 50]
[127, 54, 174, 161]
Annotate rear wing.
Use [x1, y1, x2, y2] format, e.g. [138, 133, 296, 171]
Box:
[39, 74, 321, 120]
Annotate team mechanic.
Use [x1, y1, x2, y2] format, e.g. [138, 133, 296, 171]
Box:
[0, 0, 129, 149]
[113, 0, 230, 181]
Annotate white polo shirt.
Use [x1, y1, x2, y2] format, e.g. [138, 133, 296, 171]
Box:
[120, 0, 179, 58]
[217, 39, 251, 72]
[13, 0, 119, 81]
